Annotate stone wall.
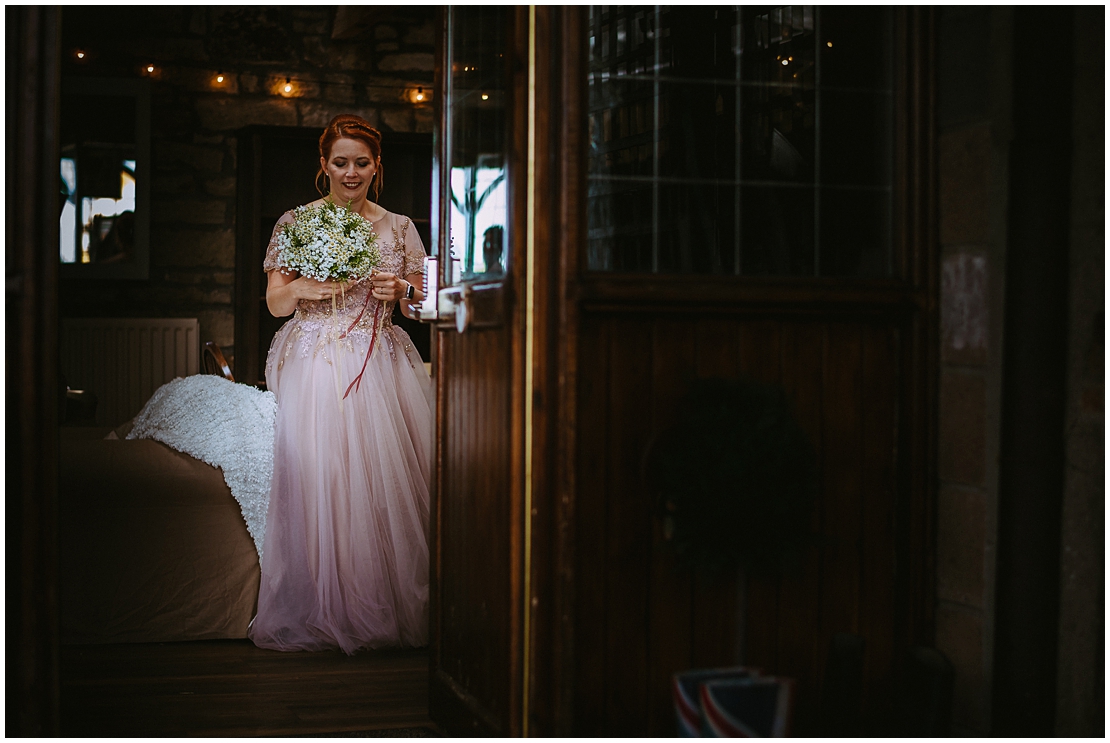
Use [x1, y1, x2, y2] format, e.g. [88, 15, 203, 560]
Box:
[1054, 7, 1104, 736]
[936, 7, 1104, 735]
[935, 8, 1010, 734]
[58, 6, 435, 362]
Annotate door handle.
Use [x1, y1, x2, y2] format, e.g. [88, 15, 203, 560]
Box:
[436, 285, 465, 332]
[434, 283, 507, 333]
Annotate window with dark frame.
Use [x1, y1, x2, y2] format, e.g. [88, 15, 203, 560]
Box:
[587, 5, 895, 277]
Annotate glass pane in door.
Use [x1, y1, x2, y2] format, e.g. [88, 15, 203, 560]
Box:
[446, 6, 509, 282]
[586, 5, 895, 277]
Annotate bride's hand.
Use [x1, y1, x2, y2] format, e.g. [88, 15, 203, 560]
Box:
[293, 276, 344, 301]
[370, 271, 408, 302]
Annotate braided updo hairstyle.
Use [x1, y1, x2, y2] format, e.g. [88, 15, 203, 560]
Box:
[316, 114, 384, 200]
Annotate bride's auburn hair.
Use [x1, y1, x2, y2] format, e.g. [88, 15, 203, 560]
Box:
[316, 114, 384, 200]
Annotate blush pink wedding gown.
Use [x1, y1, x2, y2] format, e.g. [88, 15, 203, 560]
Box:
[248, 209, 433, 654]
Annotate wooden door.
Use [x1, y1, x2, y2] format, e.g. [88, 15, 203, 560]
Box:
[428, 7, 588, 735]
[550, 6, 937, 736]
[427, 6, 527, 736]
[430, 6, 936, 736]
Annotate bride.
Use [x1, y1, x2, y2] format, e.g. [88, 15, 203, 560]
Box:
[248, 114, 433, 653]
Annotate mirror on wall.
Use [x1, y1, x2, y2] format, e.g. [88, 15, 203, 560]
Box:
[443, 5, 509, 285]
[59, 77, 151, 279]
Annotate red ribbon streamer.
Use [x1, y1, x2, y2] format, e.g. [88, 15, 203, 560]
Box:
[339, 284, 373, 340]
[342, 301, 382, 400]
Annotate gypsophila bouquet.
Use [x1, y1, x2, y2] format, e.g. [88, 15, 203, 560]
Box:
[275, 200, 381, 282]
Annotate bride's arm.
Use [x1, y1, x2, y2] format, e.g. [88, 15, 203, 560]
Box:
[366, 271, 425, 319]
[400, 272, 425, 320]
[266, 270, 344, 317]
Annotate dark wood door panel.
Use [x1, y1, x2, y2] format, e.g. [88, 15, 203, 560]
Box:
[425, 6, 935, 737]
[601, 318, 654, 730]
[433, 327, 514, 734]
[575, 312, 906, 737]
[572, 318, 610, 734]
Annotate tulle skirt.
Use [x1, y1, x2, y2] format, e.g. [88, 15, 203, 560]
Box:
[248, 318, 433, 654]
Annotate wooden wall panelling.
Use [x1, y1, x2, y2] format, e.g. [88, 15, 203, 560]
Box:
[573, 317, 609, 734]
[644, 318, 696, 737]
[550, 7, 936, 738]
[602, 317, 655, 734]
[773, 320, 826, 735]
[690, 546, 742, 672]
[904, 311, 936, 649]
[433, 329, 514, 734]
[572, 309, 921, 734]
[817, 323, 865, 651]
[858, 321, 900, 730]
[690, 320, 742, 672]
[737, 321, 785, 678]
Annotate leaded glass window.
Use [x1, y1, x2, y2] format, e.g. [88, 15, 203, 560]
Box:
[587, 6, 894, 276]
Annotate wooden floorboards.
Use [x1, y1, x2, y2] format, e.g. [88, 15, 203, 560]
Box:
[61, 640, 436, 737]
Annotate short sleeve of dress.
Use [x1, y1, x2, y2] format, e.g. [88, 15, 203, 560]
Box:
[263, 212, 295, 273]
[400, 218, 428, 277]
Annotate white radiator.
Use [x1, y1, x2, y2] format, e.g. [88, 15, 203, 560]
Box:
[60, 318, 200, 427]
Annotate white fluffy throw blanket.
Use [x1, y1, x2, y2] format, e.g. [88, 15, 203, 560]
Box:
[127, 375, 276, 562]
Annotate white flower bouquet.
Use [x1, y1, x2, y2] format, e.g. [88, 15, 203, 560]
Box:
[275, 200, 381, 282]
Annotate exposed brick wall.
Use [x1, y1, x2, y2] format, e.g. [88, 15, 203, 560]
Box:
[59, 6, 435, 360]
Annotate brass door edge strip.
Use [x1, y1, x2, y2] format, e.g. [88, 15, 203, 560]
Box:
[522, 4, 537, 738]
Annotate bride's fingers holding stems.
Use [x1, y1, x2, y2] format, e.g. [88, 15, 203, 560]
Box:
[296, 276, 342, 301]
[371, 271, 401, 300]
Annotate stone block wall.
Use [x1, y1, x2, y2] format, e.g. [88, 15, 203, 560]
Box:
[1054, 8, 1104, 736]
[58, 6, 435, 363]
[936, 7, 1104, 735]
[935, 7, 1009, 734]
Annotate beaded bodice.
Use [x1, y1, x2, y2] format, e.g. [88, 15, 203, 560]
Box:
[263, 208, 426, 336]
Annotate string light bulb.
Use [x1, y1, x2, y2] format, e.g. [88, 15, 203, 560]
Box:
[481, 93, 489, 101]
[827, 41, 833, 48]
[781, 59, 789, 66]
[216, 72, 225, 84]
[146, 64, 155, 73]
[415, 86, 425, 102]
[284, 77, 292, 93]
[75, 50, 86, 60]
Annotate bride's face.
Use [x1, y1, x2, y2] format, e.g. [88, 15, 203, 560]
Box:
[322, 137, 378, 202]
